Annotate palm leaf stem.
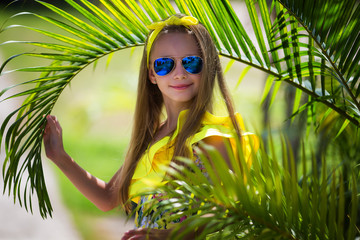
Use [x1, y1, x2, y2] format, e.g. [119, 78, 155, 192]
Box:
[219, 52, 360, 127]
[219, 52, 278, 77]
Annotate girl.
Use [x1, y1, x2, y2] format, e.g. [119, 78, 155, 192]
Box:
[43, 14, 257, 239]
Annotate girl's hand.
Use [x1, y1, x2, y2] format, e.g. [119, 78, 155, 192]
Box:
[121, 228, 171, 240]
[43, 115, 68, 163]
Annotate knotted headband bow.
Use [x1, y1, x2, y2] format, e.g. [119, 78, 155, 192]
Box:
[146, 15, 199, 67]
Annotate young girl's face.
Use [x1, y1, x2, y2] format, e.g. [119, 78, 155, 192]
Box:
[149, 32, 202, 108]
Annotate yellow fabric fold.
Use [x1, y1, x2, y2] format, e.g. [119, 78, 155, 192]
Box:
[129, 110, 259, 203]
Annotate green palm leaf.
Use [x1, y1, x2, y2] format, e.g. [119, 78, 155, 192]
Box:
[0, 0, 359, 222]
[134, 136, 358, 239]
[1, 0, 149, 218]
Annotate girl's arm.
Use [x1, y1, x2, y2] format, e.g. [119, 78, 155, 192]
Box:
[43, 115, 121, 211]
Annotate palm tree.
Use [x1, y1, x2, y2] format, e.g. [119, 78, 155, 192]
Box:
[0, 0, 359, 238]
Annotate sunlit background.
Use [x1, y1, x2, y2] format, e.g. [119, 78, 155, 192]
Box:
[0, 1, 293, 239]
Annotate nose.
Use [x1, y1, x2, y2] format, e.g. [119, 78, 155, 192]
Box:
[173, 59, 186, 80]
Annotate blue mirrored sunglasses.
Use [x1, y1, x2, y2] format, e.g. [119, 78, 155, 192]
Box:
[153, 56, 203, 76]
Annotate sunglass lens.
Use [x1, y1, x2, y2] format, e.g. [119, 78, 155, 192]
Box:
[182, 56, 203, 74]
[154, 58, 174, 76]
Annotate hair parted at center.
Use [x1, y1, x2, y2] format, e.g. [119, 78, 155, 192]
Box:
[118, 13, 241, 212]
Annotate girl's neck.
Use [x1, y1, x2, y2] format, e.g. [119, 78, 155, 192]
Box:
[151, 118, 177, 144]
[163, 102, 189, 131]
[151, 102, 189, 143]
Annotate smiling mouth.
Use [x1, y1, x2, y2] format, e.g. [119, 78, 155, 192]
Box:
[170, 84, 193, 90]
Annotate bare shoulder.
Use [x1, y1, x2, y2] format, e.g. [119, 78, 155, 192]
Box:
[202, 135, 228, 148]
[202, 136, 229, 156]
[201, 136, 231, 166]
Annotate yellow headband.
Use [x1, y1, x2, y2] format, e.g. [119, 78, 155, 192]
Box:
[146, 15, 199, 67]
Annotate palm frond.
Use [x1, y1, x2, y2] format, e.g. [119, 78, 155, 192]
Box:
[0, 0, 150, 218]
[134, 135, 359, 240]
[271, 0, 360, 125]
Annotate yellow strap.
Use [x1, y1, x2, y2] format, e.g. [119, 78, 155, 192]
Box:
[146, 15, 199, 67]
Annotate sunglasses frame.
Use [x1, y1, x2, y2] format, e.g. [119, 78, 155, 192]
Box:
[153, 55, 203, 76]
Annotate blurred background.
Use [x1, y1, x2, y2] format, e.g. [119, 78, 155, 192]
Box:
[0, 0, 291, 239]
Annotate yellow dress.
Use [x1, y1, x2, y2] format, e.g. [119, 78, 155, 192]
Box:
[129, 110, 259, 228]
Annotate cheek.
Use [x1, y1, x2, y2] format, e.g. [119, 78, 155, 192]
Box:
[193, 75, 202, 93]
[194, 74, 202, 86]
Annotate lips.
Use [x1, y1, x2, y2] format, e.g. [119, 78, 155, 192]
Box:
[170, 83, 193, 90]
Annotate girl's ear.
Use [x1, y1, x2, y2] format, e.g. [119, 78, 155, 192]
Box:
[148, 68, 157, 84]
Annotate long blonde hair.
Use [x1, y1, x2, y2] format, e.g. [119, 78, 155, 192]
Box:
[118, 14, 241, 211]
